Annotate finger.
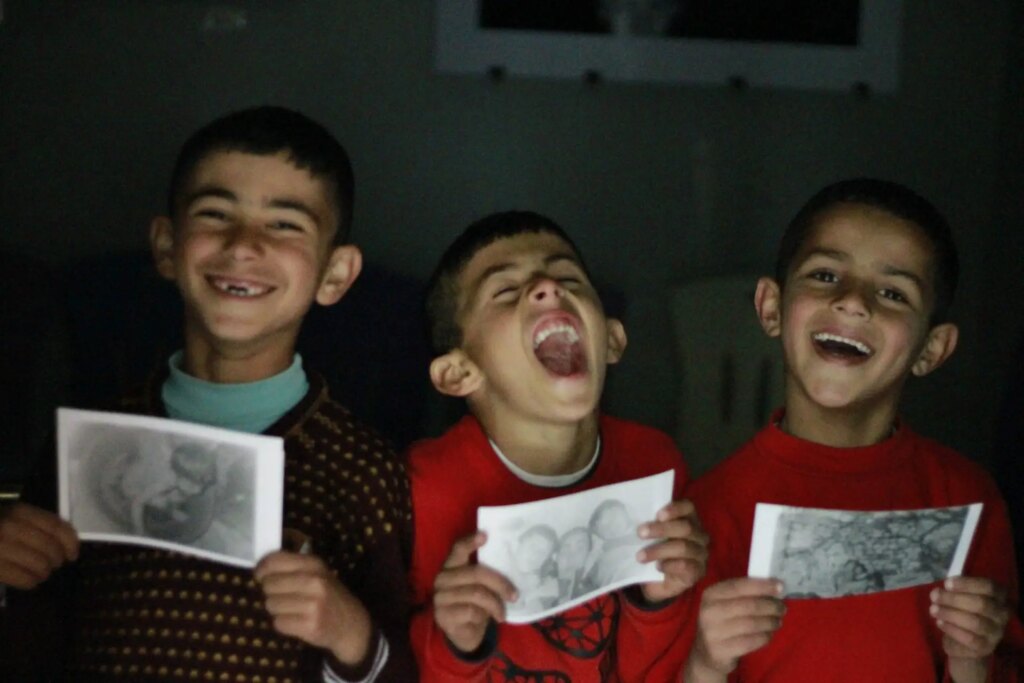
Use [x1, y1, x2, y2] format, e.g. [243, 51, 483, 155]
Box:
[0, 531, 64, 577]
[1, 516, 72, 569]
[931, 601, 1005, 643]
[936, 618, 997, 656]
[943, 576, 1006, 600]
[269, 613, 316, 640]
[254, 551, 323, 581]
[434, 583, 508, 623]
[10, 506, 80, 562]
[655, 557, 706, 587]
[260, 572, 333, 598]
[655, 499, 697, 522]
[703, 596, 787, 625]
[264, 593, 320, 617]
[704, 577, 784, 601]
[639, 537, 708, 564]
[931, 587, 1008, 624]
[442, 532, 486, 570]
[0, 555, 52, 589]
[639, 517, 710, 547]
[435, 563, 517, 602]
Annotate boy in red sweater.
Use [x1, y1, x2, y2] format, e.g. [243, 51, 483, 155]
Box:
[684, 178, 1022, 682]
[408, 210, 708, 681]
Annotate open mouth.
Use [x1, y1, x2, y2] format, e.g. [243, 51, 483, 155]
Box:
[209, 276, 272, 298]
[812, 332, 873, 359]
[533, 319, 586, 377]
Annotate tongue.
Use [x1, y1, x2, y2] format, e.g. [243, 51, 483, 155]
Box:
[535, 335, 584, 376]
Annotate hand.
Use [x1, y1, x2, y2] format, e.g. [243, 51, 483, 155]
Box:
[685, 578, 785, 682]
[433, 531, 517, 654]
[255, 551, 372, 666]
[637, 499, 709, 602]
[931, 576, 1010, 683]
[0, 503, 79, 589]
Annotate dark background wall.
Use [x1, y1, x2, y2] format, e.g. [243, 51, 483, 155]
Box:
[1, 1, 1021, 475]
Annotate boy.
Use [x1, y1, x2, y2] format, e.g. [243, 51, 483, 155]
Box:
[0, 106, 415, 681]
[683, 178, 1022, 682]
[408, 210, 708, 681]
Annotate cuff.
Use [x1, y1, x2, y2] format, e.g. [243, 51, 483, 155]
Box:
[621, 585, 677, 612]
[446, 620, 498, 663]
[322, 628, 389, 683]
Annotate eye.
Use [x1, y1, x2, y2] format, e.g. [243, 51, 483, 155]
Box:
[557, 276, 582, 286]
[194, 208, 227, 221]
[494, 285, 519, 300]
[270, 220, 303, 232]
[808, 270, 838, 283]
[880, 288, 908, 303]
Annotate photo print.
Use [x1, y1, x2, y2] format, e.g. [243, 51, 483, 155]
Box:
[748, 502, 982, 599]
[58, 408, 285, 568]
[477, 470, 674, 624]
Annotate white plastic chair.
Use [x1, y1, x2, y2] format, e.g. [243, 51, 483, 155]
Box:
[670, 275, 785, 477]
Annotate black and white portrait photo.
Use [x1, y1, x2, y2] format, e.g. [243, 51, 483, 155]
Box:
[477, 470, 673, 623]
[748, 503, 982, 599]
[58, 408, 285, 567]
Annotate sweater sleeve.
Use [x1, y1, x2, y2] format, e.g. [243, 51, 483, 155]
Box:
[955, 482, 1023, 683]
[315, 466, 417, 682]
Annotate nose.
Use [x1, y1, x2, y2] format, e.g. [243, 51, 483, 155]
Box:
[529, 277, 565, 304]
[831, 282, 871, 318]
[224, 222, 265, 260]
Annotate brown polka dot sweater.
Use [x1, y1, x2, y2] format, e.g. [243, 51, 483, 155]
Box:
[1, 372, 416, 682]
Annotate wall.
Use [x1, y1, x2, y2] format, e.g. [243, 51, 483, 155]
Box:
[0, 0, 1017, 462]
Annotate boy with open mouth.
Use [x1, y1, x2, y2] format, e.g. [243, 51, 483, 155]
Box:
[409, 210, 709, 681]
[682, 178, 1022, 682]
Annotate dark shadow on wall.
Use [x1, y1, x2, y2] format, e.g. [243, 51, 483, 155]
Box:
[0, 249, 440, 487]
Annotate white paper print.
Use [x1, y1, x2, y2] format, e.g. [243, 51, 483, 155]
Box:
[748, 502, 982, 599]
[477, 470, 674, 624]
[58, 408, 284, 568]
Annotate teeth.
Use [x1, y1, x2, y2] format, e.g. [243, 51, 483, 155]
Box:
[533, 323, 579, 348]
[213, 278, 268, 297]
[813, 332, 872, 355]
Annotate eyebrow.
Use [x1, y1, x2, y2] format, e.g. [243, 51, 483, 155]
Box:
[802, 248, 925, 289]
[473, 252, 582, 291]
[185, 185, 323, 225]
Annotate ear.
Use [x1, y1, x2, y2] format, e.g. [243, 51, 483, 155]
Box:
[605, 318, 628, 365]
[316, 245, 363, 306]
[754, 277, 783, 338]
[911, 323, 958, 377]
[429, 350, 483, 398]
[149, 216, 177, 281]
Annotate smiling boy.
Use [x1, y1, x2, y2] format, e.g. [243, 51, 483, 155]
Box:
[408, 211, 708, 681]
[0, 107, 414, 681]
[682, 178, 1022, 682]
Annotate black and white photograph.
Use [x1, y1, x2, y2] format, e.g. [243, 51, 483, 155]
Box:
[748, 503, 983, 599]
[477, 470, 673, 623]
[436, 0, 902, 91]
[58, 408, 285, 568]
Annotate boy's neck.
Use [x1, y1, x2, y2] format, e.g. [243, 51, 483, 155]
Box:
[476, 408, 600, 477]
[182, 330, 297, 383]
[782, 392, 899, 448]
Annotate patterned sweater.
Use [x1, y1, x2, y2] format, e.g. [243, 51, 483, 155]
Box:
[1, 372, 415, 682]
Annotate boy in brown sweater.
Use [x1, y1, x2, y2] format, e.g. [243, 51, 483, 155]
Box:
[0, 106, 414, 682]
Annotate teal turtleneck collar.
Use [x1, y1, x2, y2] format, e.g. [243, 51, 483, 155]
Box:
[161, 351, 309, 434]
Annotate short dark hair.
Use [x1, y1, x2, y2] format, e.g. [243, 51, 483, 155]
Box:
[167, 106, 355, 243]
[775, 178, 959, 324]
[424, 210, 590, 356]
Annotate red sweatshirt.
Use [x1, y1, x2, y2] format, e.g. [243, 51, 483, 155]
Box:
[408, 414, 692, 682]
[684, 418, 1024, 682]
